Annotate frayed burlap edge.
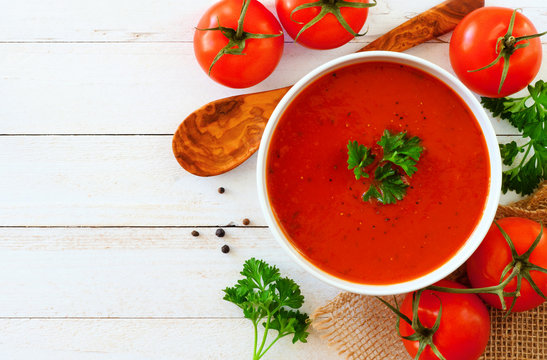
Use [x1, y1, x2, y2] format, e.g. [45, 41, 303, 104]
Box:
[495, 182, 547, 223]
[312, 181, 547, 360]
[311, 293, 407, 360]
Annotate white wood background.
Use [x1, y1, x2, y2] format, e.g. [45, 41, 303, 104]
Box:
[0, 0, 545, 359]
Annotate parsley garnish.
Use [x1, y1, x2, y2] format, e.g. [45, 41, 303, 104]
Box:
[347, 130, 423, 205]
[481, 80, 546, 195]
[223, 258, 309, 360]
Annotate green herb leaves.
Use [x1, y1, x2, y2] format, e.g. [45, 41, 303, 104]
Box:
[481, 80, 546, 195]
[363, 163, 409, 204]
[347, 140, 375, 179]
[223, 258, 309, 360]
[347, 130, 424, 205]
[379, 131, 423, 176]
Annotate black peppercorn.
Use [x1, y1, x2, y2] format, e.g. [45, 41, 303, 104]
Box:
[216, 228, 225, 237]
[218, 187, 225, 194]
[191, 230, 199, 237]
[221, 245, 230, 253]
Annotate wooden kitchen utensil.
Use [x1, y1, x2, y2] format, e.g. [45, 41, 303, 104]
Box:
[173, 0, 484, 177]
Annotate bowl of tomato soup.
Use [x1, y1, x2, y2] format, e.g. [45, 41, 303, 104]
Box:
[257, 52, 501, 295]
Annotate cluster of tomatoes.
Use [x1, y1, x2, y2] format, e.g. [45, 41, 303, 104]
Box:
[395, 217, 547, 360]
[194, 1, 544, 97]
[193, 0, 375, 88]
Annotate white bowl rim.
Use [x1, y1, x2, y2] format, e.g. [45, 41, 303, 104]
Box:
[257, 51, 502, 296]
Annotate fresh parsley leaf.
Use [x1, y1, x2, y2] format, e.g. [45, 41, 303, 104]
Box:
[499, 141, 524, 166]
[269, 308, 309, 344]
[481, 80, 546, 195]
[363, 164, 409, 204]
[347, 140, 375, 180]
[378, 130, 423, 176]
[223, 258, 309, 360]
[362, 186, 381, 203]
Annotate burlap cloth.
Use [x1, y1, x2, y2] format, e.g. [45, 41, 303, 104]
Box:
[312, 181, 547, 360]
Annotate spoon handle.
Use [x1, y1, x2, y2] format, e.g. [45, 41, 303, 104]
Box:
[361, 0, 484, 52]
[173, 0, 484, 177]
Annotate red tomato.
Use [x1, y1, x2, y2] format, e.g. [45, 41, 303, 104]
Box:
[400, 280, 490, 360]
[450, 7, 542, 97]
[467, 217, 547, 312]
[194, 0, 284, 88]
[275, 0, 371, 49]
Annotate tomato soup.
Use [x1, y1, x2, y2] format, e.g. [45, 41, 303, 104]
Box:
[266, 61, 490, 285]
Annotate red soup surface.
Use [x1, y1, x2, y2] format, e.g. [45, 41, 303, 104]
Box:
[266, 61, 490, 285]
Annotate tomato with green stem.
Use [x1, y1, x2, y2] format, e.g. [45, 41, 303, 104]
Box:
[275, 0, 376, 49]
[466, 217, 547, 312]
[194, 0, 284, 88]
[450, 7, 545, 97]
[379, 280, 490, 360]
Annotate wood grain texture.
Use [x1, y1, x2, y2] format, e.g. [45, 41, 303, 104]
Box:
[171, 0, 481, 177]
[172, 87, 289, 176]
[361, 0, 484, 52]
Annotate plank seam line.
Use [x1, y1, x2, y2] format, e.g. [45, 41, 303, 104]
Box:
[0, 134, 174, 136]
[0, 225, 269, 229]
[0, 316, 328, 320]
[0, 133, 525, 137]
[0, 40, 485, 44]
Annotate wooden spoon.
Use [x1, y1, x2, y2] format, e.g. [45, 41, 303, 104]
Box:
[173, 0, 484, 177]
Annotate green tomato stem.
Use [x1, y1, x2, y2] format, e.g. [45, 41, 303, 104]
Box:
[236, 0, 251, 40]
[290, 0, 377, 42]
[427, 263, 521, 311]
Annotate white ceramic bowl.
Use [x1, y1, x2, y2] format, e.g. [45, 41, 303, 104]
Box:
[257, 51, 501, 295]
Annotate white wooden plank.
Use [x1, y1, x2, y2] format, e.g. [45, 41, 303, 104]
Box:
[0, 135, 524, 226]
[0, 318, 345, 360]
[2, 42, 546, 135]
[0, 42, 339, 134]
[0, 135, 263, 226]
[0, 0, 544, 43]
[0, 227, 339, 317]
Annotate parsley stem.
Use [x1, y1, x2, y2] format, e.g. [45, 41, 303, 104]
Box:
[253, 320, 259, 358]
[515, 142, 533, 171]
[257, 335, 285, 360]
[255, 312, 272, 358]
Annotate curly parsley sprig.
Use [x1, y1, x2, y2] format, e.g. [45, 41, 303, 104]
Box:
[347, 130, 424, 205]
[481, 80, 546, 195]
[223, 258, 309, 360]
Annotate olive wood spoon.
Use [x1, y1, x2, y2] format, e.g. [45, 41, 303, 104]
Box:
[173, 0, 484, 176]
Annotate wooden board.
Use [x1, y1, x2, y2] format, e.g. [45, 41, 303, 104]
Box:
[1, 0, 546, 358]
